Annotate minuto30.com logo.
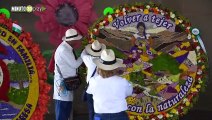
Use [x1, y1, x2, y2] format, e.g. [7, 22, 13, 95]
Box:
[11, 5, 46, 13]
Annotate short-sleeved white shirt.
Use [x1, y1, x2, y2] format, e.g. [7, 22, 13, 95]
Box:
[87, 75, 133, 113]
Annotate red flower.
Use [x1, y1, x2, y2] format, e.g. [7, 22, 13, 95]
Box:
[34, 0, 97, 46]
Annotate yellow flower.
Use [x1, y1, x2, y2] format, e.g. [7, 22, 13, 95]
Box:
[185, 101, 190, 106]
[127, 67, 134, 72]
[191, 88, 198, 92]
[140, 55, 149, 62]
[196, 84, 201, 89]
[172, 50, 188, 58]
[99, 22, 104, 26]
[108, 15, 113, 22]
[171, 109, 178, 114]
[181, 42, 190, 48]
[175, 19, 180, 25]
[115, 9, 120, 13]
[202, 65, 205, 69]
[144, 9, 149, 14]
[127, 97, 137, 105]
[166, 113, 170, 118]
[132, 6, 136, 10]
[192, 35, 195, 39]
[123, 74, 130, 80]
[137, 115, 143, 120]
[129, 116, 135, 120]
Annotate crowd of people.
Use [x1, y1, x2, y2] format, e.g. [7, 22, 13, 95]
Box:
[53, 28, 133, 120]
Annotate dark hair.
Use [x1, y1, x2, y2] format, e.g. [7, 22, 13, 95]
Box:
[136, 22, 147, 39]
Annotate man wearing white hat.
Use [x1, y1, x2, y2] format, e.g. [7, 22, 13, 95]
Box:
[87, 49, 133, 120]
[54, 28, 83, 120]
[81, 40, 106, 120]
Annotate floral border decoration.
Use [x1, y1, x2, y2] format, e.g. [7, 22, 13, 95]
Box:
[86, 2, 209, 120]
[0, 13, 51, 120]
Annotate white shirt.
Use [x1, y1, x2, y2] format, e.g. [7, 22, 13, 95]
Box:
[53, 41, 82, 101]
[87, 75, 133, 113]
[80, 49, 97, 83]
[133, 32, 150, 40]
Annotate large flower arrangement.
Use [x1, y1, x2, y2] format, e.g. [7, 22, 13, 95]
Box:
[86, 2, 208, 120]
[34, 0, 97, 46]
[0, 13, 51, 120]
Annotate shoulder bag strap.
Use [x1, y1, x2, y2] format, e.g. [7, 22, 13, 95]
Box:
[56, 64, 64, 79]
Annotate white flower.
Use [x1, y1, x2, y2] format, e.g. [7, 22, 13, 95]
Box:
[161, 12, 165, 15]
[170, 114, 173, 117]
[199, 80, 203, 84]
[197, 69, 202, 75]
[170, 12, 175, 18]
[196, 46, 200, 51]
[122, 8, 126, 12]
[146, 5, 150, 9]
[108, 15, 112, 18]
[93, 28, 97, 32]
[187, 34, 192, 39]
[140, 9, 143, 12]
[157, 114, 163, 119]
[183, 98, 188, 103]
[151, 118, 155, 120]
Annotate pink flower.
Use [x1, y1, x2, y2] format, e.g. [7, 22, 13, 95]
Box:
[34, 0, 97, 46]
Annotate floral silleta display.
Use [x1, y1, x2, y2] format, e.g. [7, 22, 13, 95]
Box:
[86, 2, 208, 120]
[0, 13, 51, 120]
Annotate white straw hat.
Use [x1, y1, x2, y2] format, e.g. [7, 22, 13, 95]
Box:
[62, 28, 82, 41]
[85, 40, 106, 56]
[93, 49, 126, 70]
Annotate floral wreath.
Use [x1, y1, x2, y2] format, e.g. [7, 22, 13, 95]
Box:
[86, 2, 208, 120]
[0, 13, 51, 120]
[34, 0, 97, 47]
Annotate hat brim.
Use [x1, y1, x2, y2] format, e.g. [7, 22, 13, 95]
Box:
[62, 34, 83, 41]
[93, 58, 126, 70]
[85, 44, 106, 56]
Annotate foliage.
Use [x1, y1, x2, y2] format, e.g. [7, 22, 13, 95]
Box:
[7, 63, 28, 82]
[8, 87, 29, 105]
[150, 53, 181, 75]
[129, 71, 145, 86]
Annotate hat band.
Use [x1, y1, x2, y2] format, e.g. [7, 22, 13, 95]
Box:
[91, 47, 102, 52]
[66, 34, 78, 39]
[100, 58, 116, 65]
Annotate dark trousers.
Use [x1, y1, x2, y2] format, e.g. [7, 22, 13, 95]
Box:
[87, 93, 95, 120]
[55, 100, 72, 120]
[94, 111, 129, 120]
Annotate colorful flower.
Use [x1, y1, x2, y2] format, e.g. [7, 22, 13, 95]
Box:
[34, 0, 97, 46]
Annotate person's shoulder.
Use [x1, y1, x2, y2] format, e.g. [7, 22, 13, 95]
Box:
[118, 76, 130, 83]
[57, 43, 72, 53]
[112, 76, 126, 81]
[89, 75, 100, 84]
